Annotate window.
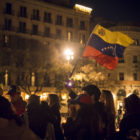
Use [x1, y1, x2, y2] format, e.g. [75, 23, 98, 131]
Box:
[56, 29, 61, 39]
[119, 72, 124, 80]
[134, 39, 139, 46]
[4, 35, 8, 44]
[133, 73, 138, 81]
[44, 12, 52, 23]
[108, 73, 111, 78]
[66, 18, 73, 27]
[5, 3, 12, 14]
[19, 22, 26, 33]
[31, 9, 40, 20]
[56, 15, 62, 25]
[80, 34, 86, 44]
[32, 24, 38, 35]
[19, 6, 27, 17]
[67, 31, 72, 41]
[16, 55, 24, 67]
[43, 74, 50, 87]
[44, 27, 50, 37]
[133, 56, 138, 63]
[119, 57, 124, 63]
[2, 35, 9, 47]
[4, 19, 12, 30]
[80, 21, 85, 30]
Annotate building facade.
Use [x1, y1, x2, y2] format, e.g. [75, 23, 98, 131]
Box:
[0, 0, 92, 96]
[97, 25, 140, 109]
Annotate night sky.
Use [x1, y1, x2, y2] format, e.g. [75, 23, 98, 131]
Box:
[72, 0, 140, 22]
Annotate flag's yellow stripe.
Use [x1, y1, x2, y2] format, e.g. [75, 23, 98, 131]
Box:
[93, 24, 134, 47]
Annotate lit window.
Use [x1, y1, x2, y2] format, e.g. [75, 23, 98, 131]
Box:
[67, 31, 72, 41]
[80, 33, 85, 44]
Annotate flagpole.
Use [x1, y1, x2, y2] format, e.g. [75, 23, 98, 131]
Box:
[68, 26, 97, 78]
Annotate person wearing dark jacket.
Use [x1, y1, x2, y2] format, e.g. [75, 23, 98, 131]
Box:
[48, 94, 64, 140]
[0, 96, 41, 140]
[63, 94, 93, 140]
[82, 85, 107, 140]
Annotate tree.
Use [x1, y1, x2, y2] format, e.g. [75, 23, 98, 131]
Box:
[72, 59, 106, 90]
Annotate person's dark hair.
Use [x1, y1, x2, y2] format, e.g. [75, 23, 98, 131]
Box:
[48, 94, 60, 110]
[82, 85, 101, 101]
[124, 94, 140, 115]
[102, 90, 116, 116]
[0, 96, 23, 126]
[7, 85, 21, 96]
[28, 94, 40, 105]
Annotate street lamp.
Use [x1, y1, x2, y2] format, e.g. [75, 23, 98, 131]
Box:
[64, 49, 74, 64]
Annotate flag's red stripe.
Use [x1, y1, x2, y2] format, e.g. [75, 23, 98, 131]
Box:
[83, 45, 119, 70]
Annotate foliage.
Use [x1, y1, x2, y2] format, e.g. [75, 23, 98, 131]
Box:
[72, 59, 106, 87]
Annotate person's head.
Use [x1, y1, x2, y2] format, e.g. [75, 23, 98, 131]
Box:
[48, 94, 60, 109]
[0, 96, 23, 126]
[100, 90, 115, 115]
[82, 85, 101, 104]
[0, 96, 14, 120]
[70, 94, 92, 112]
[124, 94, 140, 115]
[28, 94, 40, 105]
[0, 87, 3, 96]
[7, 85, 21, 102]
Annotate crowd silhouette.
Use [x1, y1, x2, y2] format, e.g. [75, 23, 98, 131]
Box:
[0, 84, 140, 140]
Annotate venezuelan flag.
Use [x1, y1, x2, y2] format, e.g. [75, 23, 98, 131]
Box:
[83, 24, 134, 70]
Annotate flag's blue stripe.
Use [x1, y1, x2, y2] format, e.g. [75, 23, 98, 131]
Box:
[88, 34, 126, 58]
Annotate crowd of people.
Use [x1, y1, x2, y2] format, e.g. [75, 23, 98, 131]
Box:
[0, 84, 140, 140]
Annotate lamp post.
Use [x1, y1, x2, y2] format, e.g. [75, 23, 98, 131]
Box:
[64, 49, 74, 64]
